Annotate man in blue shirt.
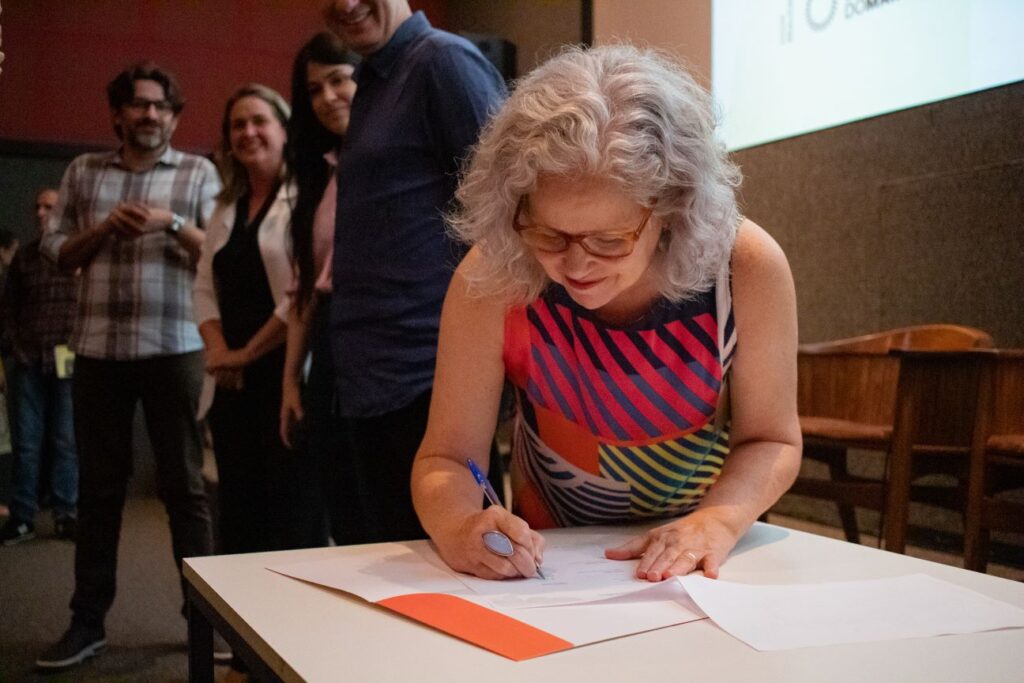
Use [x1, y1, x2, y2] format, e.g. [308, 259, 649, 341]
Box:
[324, 0, 505, 542]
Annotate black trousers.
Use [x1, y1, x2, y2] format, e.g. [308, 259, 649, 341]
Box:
[336, 391, 432, 543]
[307, 298, 367, 545]
[208, 352, 326, 555]
[335, 390, 506, 544]
[70, 352, 213, 628]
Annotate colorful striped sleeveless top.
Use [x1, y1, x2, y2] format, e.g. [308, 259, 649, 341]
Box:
[503, 266, 736, 529]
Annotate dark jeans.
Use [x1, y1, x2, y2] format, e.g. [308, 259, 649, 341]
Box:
[208, 351, 326, 554]
[69, 352, 213, 629]
[8, 360, 78, 522]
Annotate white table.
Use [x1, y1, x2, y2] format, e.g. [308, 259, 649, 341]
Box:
[183, 523, 1024, 682]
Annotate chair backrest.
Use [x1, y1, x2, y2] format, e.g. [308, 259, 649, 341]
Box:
[797, 325, 993, 425]
[799, 325, 993, 354]
[987, 350, 1024, 438]
[890, 350, 991, 448]
[797, 352, 901, 423]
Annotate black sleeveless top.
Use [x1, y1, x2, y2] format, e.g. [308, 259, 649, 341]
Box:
[212, 186, 282, 375]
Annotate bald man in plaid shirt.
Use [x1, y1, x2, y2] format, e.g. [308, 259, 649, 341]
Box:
[37, 62, 220, 671]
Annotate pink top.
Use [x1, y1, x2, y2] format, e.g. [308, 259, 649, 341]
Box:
[289, 151, 338, 298]
[312, 150, 338, 293]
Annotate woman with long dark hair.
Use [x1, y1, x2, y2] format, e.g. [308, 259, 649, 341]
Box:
[279, 33, 364, 544]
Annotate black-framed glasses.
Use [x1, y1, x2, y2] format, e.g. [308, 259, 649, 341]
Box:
[512, 197, 656, 258]
[126, 98, 175, 114]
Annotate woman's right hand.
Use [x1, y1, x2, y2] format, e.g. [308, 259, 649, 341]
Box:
[279, 380, 304, 448]
[433, 505, 546, 580]
[204, 344, 231, 374]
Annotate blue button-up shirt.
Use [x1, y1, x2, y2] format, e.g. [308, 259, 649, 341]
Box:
[332, 12, 506, 417]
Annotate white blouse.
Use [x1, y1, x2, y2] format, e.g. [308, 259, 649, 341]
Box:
[192, 180, 297, 418]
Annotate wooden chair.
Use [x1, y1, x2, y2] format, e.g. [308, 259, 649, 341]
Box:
[786, 325, 993, 551]
[963, 350, 1024, 572]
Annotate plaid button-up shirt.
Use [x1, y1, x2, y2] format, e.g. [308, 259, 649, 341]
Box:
[0, 237, 78, 374]
[42, 147, 221, 360]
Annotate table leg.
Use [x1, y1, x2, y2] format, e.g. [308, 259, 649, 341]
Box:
[187, 585, 214, 683]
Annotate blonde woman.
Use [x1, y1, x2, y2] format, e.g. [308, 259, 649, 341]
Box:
[194, 84, 325, 561]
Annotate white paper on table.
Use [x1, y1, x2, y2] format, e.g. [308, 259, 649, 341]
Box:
[267, 541, 707, 649]
[267, 543, 466, 603]
[679, 573, 1024, 651]
[511, 578, 707, 644]
[454, 543, 654, 608]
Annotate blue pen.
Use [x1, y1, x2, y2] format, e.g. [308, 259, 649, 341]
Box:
[466, 458, 545, 579]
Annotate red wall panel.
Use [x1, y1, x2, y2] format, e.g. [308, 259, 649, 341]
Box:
[0, 0, 446, 154]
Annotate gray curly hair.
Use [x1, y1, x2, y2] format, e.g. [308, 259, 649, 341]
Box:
[450, 44, 741, 303]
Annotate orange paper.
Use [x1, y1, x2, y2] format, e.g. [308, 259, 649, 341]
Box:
[379, 593, 573, 661]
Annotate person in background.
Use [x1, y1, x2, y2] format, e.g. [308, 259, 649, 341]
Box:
[0, 229, 18, 275]
[0, 227, 17, 326]
[278, 33, 365, 545]
[0, 0, 13, 391]
[0, 227, 19, 501]
[37, 61, 218, 672]
[194, 83, 326, 556]
[194, 83, 325, 682]
[322, 0, 506, 543]
[0, 188, 79, 546]
[411, 46, 802, 581]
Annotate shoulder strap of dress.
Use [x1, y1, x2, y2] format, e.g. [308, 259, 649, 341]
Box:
[713, 253, 737, 432]
[715, 255, 737, 374]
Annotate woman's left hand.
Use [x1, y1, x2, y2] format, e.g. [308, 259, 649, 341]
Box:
[604, 510, 741, 581]
[279, 379, 304, 448]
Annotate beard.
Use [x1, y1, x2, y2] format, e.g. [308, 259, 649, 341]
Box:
[125, 120, 169, 151]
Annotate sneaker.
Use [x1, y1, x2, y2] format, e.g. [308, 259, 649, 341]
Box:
[213, 630, 233, 664]
[0, 519, 35, 546]
[55, 516, 77, 542]
[36, 623, 106, 670]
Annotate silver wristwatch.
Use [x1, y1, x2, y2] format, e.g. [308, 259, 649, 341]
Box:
[167, 213, 186, 235]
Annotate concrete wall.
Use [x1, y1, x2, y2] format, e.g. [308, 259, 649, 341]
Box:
[735, 82, 1024, 346]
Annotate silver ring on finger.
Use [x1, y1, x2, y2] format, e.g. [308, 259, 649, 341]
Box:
[682, 550, 699, 565]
